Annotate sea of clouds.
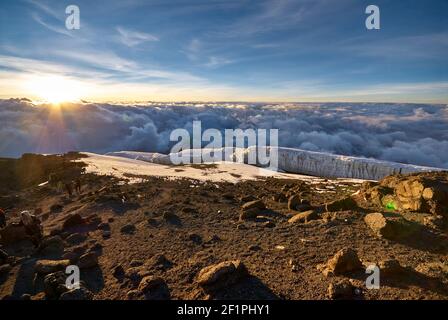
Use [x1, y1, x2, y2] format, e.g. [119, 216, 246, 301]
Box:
[0, 98, 447, 169]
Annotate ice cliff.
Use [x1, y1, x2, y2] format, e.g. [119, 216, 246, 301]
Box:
[107, 147, 444, 181]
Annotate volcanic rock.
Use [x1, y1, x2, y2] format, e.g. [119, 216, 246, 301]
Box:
[378, 259, 405, 276]
[364, 212, 419, 240]
[43, 271, 68, 299]
[318, 248, 363, 277]
[325, 197, 358, 212]
[288, 210, 318, 224]
[138, 276, 170, 300]
[0, 224, 27, 244]
[62, 214, 84, 229]
[59, 287, 93, 300]
[197, 260, 248, 289]
[78, 252, 98, 269]
[0, 264, 11, 275]
[35, 259, 70, 274]
[65, 233, 87, 245]
[120, 224, 136, 234]
[39, 236, 65, 255]
[327, 279, 355, 299]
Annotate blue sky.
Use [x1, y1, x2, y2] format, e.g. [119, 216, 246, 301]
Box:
[0, 0, 447, 102]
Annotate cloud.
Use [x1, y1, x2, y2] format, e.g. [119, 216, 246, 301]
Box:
[116, 26, 159, 47]
[31, 13, 73, 37]
[0, 99, 447, 169]
[184, 39, 234, 68]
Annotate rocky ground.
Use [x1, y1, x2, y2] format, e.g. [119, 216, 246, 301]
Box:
[0, 153, 447, 300]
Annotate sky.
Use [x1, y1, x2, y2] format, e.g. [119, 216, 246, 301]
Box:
[0, 0, 448, 102]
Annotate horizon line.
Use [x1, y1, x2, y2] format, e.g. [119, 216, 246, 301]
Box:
[2, 97, 448, 105]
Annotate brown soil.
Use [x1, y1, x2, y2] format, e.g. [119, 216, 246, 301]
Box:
[0, 154, 447, 300]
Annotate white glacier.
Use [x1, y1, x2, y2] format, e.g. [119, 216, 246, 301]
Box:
[107, 147, 444, 181]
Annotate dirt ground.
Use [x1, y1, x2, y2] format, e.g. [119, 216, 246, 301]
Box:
[0, 155, 447, 300]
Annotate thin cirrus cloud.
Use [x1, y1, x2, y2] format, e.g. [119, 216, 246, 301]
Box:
[116, 26, 159, 47]
[31, 13, 74, 37]
[0, 0, 447, 102]
[184, 39, 235, 68]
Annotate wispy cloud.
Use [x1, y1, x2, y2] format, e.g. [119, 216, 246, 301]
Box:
[31, 12, 73, 37]
[28, 0, 62, 20]
[185, 39, 235, 68]
[116, 26, 159, 47]
[215, 0, 311, 38]
[204, 56, 234, 68]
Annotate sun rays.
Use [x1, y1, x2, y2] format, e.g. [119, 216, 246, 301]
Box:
[24, 74, 87, 104]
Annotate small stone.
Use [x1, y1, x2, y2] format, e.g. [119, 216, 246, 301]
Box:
[288, 195, 301, 210]
[0, 248, 9, 265]
[288, 210, 318, 224]
[126, 290, 141, 300]
[120, 224, 136, 234]
[147, 218, 159, 227]
[0, 224, 28, 244]
[38, 236, 65, 255]
[239, 200, 265, 220]
[113, 265, 125, 279]
[60, 287, 93, 300]
[0, 264, 12, 275]
[242, 200, 265, 211]
[35, 260, 70, 274]
[146, 254, 172, 271]
[325, 197, 358, 212]
[138, 276, 170, 300]
[162, 212, 177, 221]
[30, 292, 46, 300]
[236, 224, 247, 230]
[263, 221, 276, 228]
[62, 252, 79, 263]
[318, 248, 363, 277]
[65, 233, 87, 245]
[248, 244, 261, 251]
[97, 222, 110, 231]
[43, 271, 68, 299]
[328, 279, 355, 299]
[50, 204, 63, 213]
[62, 214, 84, 229]
[89, 242, 103, 253]
[188, 233, 202, 244]
[20, 294, 31, 301]
[138, 276, 165, 293]
[197, 260, 248, 289]
[129, 259, 144, 267]
[364, 212, 419, 240]
[126, 266, 150, 285]
[78, 252, 98, 269]
[378, 259, 404, 276]
[205, 235, 221, 244]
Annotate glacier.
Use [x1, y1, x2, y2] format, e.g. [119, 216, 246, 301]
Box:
[107, 147, 444, 181]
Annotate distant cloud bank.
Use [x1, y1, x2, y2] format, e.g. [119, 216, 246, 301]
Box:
[1, 99, 447, 168]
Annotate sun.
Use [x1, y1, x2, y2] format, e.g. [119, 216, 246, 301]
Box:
[25, 75, 87, 104]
